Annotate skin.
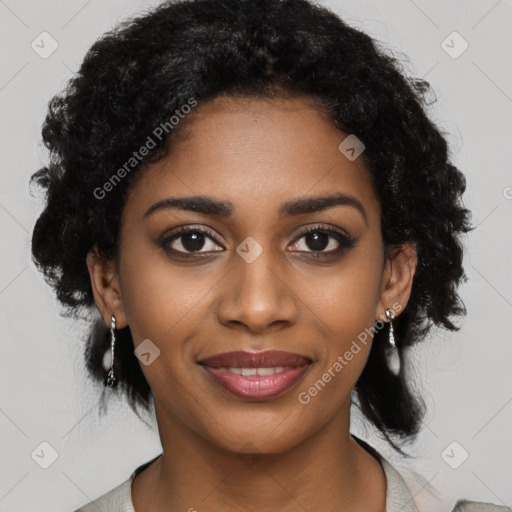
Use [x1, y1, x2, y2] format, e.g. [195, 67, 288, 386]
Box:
[87, 94, 417, 512]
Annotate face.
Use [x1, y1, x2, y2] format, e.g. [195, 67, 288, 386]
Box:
[88, 94, 416, 454]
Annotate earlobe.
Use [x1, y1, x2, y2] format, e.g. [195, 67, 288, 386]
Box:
[86, 246, 128, 328]
[376, 243, 418, 321]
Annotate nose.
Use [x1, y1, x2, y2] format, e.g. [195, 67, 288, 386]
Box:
[216, 247, 298, 334]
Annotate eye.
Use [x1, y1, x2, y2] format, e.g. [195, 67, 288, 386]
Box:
[159, 224, 357, 259]
[289, 225, 357, 255]
[159, 226, 224, 254]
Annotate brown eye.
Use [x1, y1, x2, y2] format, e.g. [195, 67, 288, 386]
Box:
[289, 226, 357, 255]
[178, 231, 207, 252]
[302, 231, 331, 251]
[160, 226, 224, 254]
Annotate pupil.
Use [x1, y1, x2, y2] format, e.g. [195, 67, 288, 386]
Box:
[306, 232, 328, 251]
[182, 232, 205, 251]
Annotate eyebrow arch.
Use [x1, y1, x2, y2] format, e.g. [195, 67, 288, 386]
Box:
[279, 193, 368, 225]
[144, 193, 368, 225]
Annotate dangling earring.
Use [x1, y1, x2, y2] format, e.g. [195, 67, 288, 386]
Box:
[385, 309, 400, 376]
[104, 315, 118, 388]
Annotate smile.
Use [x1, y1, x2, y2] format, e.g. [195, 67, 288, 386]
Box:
[198, 350, 312, 400]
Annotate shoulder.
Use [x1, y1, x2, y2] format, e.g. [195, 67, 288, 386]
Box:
[351, 436, 511, 512]
[451, 499, 512, 512]
[72, 478, 134, 512]
[72, 453, 162, 512]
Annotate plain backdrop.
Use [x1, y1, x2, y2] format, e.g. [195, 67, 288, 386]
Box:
[0, 0, 511, 511]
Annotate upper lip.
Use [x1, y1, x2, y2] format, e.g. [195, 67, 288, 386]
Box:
[199, 350, 312, 368]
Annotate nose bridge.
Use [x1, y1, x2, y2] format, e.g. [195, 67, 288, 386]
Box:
[217, 237, 297, 331]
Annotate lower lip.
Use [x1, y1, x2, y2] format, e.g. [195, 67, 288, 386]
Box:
[201, 365, 311, 400]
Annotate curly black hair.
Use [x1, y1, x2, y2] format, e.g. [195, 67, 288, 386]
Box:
[30, 0, 472, 456]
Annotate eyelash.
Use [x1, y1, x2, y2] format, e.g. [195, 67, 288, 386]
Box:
[159, 224, 357, 259]
[294, 225, 357, 256]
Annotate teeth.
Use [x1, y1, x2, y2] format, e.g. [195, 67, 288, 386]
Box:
[216, 366, 286, 376]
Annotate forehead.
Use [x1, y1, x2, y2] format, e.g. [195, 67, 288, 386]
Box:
[124, 94, 380, 225]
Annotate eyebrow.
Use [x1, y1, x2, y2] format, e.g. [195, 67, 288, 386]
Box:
[144, 193, 368, 225]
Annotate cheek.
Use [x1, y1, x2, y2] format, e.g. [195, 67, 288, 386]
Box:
[293, 259, 383, 416]
[306, 242, 384, 375]
[117, 247, 208, 406]
[118, 234, 214, 344]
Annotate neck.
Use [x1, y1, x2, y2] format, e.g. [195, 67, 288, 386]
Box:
[132, 400, 387, 512]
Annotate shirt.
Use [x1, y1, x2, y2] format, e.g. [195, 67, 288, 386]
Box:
[73, 435, 511, 512]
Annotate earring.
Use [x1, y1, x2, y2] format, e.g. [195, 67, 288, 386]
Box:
[385, 309, 400, 376]
[104, 315, 118, 388]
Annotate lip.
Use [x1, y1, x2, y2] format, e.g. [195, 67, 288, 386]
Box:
[199, 350, 312, 400]
[199, 350, 312, 368]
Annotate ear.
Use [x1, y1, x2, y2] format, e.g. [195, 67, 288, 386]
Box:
[376, 243, 418, 322]
[86, 246, 128, 329]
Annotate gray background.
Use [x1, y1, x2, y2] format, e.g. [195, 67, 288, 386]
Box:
[0, 0, 511, 510]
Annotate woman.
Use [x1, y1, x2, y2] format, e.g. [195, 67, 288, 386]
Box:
[30, 0, 506, 510]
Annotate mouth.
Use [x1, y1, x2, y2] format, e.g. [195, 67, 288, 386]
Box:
[198, 350, 313, 400]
